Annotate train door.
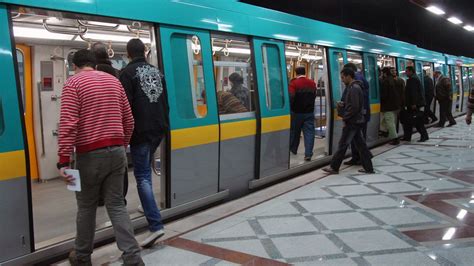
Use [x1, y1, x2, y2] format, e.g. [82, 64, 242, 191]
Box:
[462, 67, 470, 113]
[363, 53, 381, 144]
[0, 5, 33, 262]
[423, 62, 436, 117]
[415, 61, 425, 96]
[327, 48, 347, 154]
[252, 38, 290, 178]
[16, 44, 39, 180]
[159, 26, 221, 207]
[210, 34, 257, 198]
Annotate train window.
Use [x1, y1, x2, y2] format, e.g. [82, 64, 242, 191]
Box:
[16, 49, 26, 112]
[366, 55, 379, 100]
[347, 51, 363, 73]
[285, 42, 330, 164]
[262, 44, 284, 110]
[211, 35, 255, 116]
[170, 34, 207, 118]
[377, 55, 395, 68]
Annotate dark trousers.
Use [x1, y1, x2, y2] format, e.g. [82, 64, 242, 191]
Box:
[402, 108, 429, 141]
[424, 96, 437, 122]
[438, 100, 456, 126]
[331, 123, 373, 171]
[350, 122, 368, 163]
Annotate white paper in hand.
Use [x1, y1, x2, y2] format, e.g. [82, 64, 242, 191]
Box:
[65, 169, 81, 192]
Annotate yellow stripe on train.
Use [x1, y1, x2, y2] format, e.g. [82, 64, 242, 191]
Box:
[262, 115, 290, 133]
[334, 103, 380, 120]
[0, 150, 27, 181]
[220, 119, 257, 141]
[171, 124, 219, 150]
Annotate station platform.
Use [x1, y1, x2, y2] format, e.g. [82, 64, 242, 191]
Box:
[57, 117, 474, 265]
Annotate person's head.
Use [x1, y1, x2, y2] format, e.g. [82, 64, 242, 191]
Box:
[340, 67, 355, 85]
[344, 62, 358, 72]
[229, 72, 244, 86]
[126, 38, 146, 60]
[382, 67, 391, 78]
[390, 67, 398, 78]
[295, 66, 306, 76]
[91, 42, 109, 62]
[405, 66, 415, 77]
[433, 70, 442, 79]
[72, 49, 96, 73]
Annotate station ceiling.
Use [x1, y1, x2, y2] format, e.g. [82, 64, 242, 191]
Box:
[241, 0, 474, 58]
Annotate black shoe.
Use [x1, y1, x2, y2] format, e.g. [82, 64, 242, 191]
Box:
[431, 117, 438, 123]
[98, 199, 105, 207]
[344, 160, 361, 166]
[401, 137, 411, 141]
[417, 138, 429, 142]
[69, 251, 92, 266]
[447, 122, 457, 127]
[390, 139, 400, 145]
[304, 156, 312, 161]
[433, 124, 444, 128]
[322, 167, 339, 174]
[290, 150, 297, 155]
[358, 169, 375, 174]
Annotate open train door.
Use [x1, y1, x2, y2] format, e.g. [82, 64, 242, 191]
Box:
[252, 38, 291, 178]
[327, 48, 347, 154]
[0, 5, 33, 262]
[159, 25, 227, 208]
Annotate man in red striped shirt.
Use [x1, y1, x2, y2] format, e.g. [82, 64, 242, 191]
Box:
[57, 49, 143, 266]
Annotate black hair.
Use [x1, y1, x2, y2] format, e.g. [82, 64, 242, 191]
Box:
[340, 67, 355, 78]
[382, 67, 391, 76]
[72, 49, 96, 68]
[344, 62, 358, 72]
[229, 72, 244, 84]
[91, 42, 109, 62]
[295, 66, 306, 75]
[405, 66, 415, 73]
[127, 38, 145, 59]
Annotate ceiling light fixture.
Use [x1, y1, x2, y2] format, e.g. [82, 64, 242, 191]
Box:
[464, 25, 474, 31]
[448, 17, 463, 25]
[426, 6, 445, 15]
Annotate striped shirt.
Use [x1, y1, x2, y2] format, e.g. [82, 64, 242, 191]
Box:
[58, 70, 134, 164]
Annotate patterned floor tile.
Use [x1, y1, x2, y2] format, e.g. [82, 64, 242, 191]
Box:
[363, 251, 438, 266]
[206, 238, 271, 259]
[271, 234, 343, 258]
[298, 198, 353, 213]
[391, 172, 437, 181]
[370, 182, 422, 193]
[406, 163, 448, 171]
[315, 212, 378, 230]
[431, 246, 474, 265]
[353, 174, 399, 183]
[258, 216, 318, 235]
[368, 208, 435, 226]
[346, 195, 402, 209]
[327, 184, 379, 196]
[336, 230, 412, 252]
[293, 258, 357, 266]
[376, 165, 415, 173]
[411, 179, 466, 191]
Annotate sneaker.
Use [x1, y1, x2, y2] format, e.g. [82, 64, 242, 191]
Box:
[358, 169, 375, 174]
[322, 167, 339, 175]
[140, 229, 165, 248]
[304, 156, 312, 161]
[343, 160, 361, 166]
[389, 139, 400, 145]
[137, 205, 144, 214]
[68, 251, 92, 266]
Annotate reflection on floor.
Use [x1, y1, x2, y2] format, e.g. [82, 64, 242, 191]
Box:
[90, 117, 474, 266]
[290, 135, 327, 167]
[32, 169, 162, 247]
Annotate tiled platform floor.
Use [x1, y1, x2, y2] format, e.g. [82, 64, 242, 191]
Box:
[57, 118, 474, 265]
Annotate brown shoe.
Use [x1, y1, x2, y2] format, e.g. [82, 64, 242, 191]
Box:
[69, 251, 92, 266]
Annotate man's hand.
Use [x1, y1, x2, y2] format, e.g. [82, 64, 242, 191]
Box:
[466, 115, 472, 125]
[59, 167, 75, 185]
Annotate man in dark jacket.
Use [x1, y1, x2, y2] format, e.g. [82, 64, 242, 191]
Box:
[323, 68, 374, 174]
[434, 71, 456, 127]
[423, 71, 437, 124]
[119, 39, 168, 248]
[343, 63, 371, 166]
[289, 66, 317, 161]
[402, 66, 429, 142]
[92, 42, 118, 77]
[380, 67, 401, 145]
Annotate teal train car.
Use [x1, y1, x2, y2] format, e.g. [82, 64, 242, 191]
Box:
[0, 0, 473, 263]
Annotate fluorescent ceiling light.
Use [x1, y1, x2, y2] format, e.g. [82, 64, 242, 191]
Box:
[464, 25, 474, 31]
[285, 51, 322, 60]
[273, 34, 299, 41]
[347, 45, 363, 50]
[426, 6, 445, 15]
[448, 17, 463, 24]
[213, 47, 250, 55]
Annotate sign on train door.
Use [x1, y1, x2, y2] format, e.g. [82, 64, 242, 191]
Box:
[328, 48, 347, 154]
[252, 38, 291, 178]
[159, 25, 222, 207]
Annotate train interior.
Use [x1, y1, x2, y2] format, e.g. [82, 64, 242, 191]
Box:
[12, 7, 163, 248]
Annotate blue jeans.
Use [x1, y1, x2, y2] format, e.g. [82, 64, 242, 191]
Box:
[130, 140, 163, 232]
[290, 112, 315, 157]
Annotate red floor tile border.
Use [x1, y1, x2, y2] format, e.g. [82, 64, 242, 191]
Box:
[437, 170, 474, 185]
[403, 226, 474, 242]
[165, 237, 290, 266]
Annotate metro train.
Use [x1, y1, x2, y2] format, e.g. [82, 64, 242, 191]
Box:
[1, 0, 473, 264]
